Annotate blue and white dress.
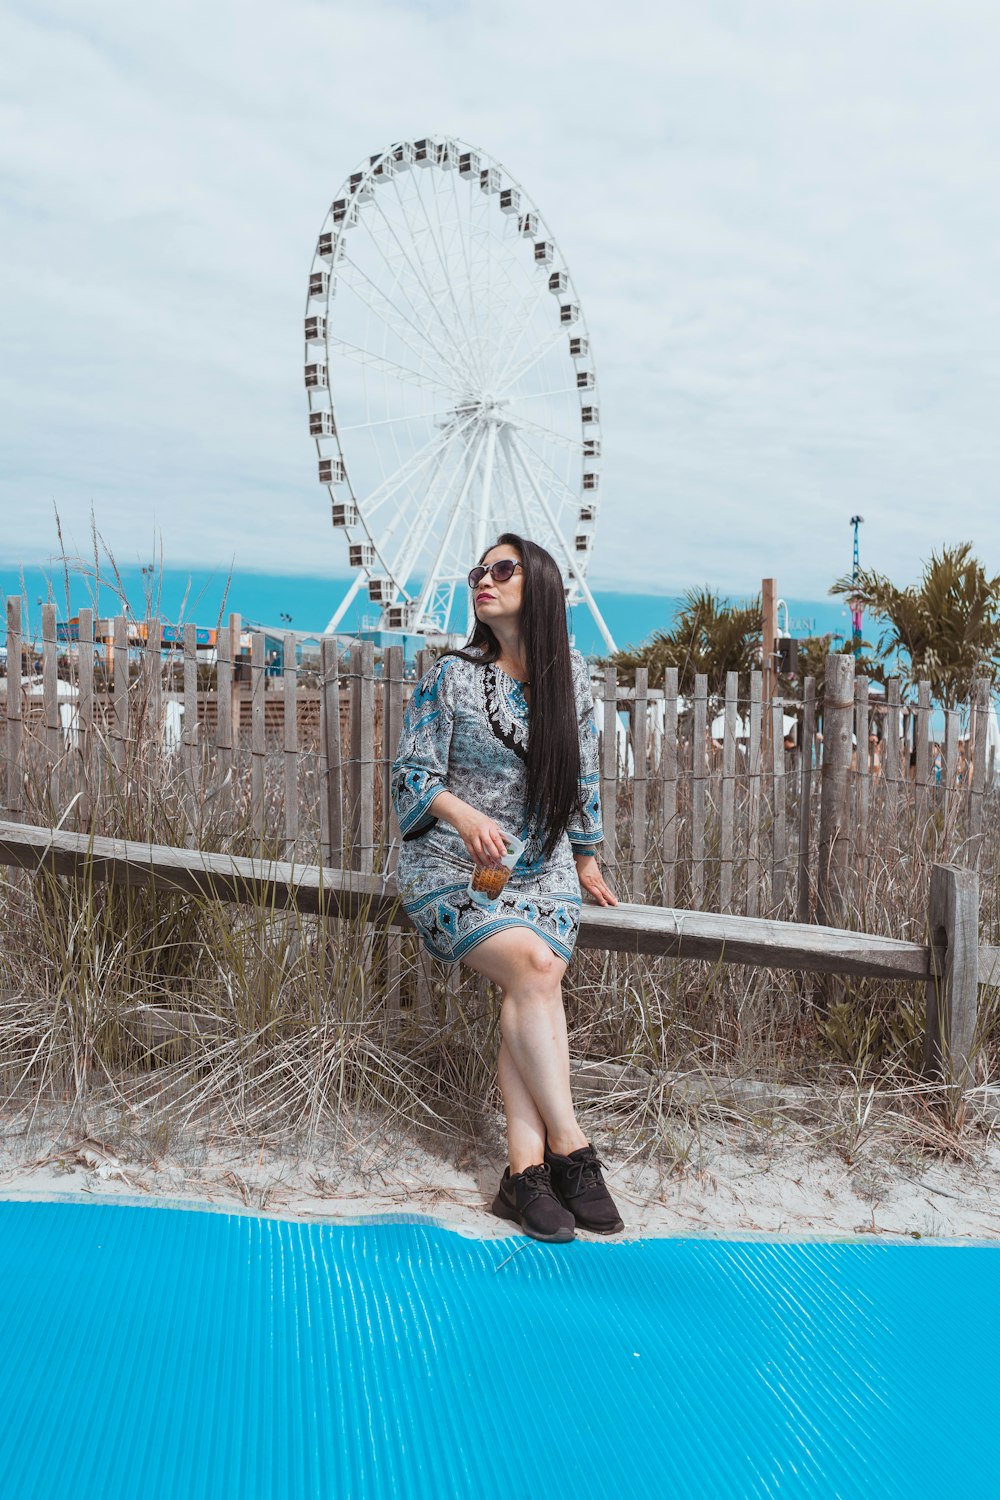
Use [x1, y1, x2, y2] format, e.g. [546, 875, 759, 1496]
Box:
[390, 648, 603, 966]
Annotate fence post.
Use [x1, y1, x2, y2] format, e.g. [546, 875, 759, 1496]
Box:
[182, 622, 199, 848]
[691, 673, 708, 908]
[631, 667, 648, 901]
[746, 671, 763, 918]
[215, 617, 233, 817]
[283, 632, 299, 858]
[5, 598, 22, 818]
[660, 667, 678, 907]
[113, 613, 129, 778]
[968, 678, 990, 869]
[719, 670, 737, 913]
[42, 603, 60, 811]
[853, 675, 869, 902]
[817, 653, 854, 930]
[320, 636, 343, 868]
[924, 862, 979, 1091]
[77, 608, 95, 826]
[770, 696, 786, 911]
[796, 676, 816, 924]
[884, 677, 901, 854]
[250, 630, 266, 846]
[229, 612, 242, 755]
[382, 644, 405, 1023]
[600, 666, 618, 886]
[349, 640, 375, 874]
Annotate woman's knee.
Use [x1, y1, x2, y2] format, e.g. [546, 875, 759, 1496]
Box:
[510, 939, 564, 994]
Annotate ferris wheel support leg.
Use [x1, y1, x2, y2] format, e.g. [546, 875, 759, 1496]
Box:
[467, 421, 499, 636]
[412, 426, 486, 632]
[505, 428, 618, 656]
[324, 569, 367, 636]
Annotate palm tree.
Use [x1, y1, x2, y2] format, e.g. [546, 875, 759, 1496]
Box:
[830, 543, 1000, 709]
[604, 587, 761, 700]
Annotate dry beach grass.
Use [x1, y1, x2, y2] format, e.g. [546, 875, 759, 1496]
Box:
[3, 574, 1000, 1239]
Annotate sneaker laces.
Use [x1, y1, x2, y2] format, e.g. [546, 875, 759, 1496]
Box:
[561, 1147, 607, 1197]
[516, 1163, 554, 1203]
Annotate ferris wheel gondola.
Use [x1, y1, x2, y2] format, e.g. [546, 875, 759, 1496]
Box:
[304, 137, 616, 650]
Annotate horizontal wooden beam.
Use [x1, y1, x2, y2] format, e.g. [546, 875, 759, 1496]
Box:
[0, 818, 939, 982]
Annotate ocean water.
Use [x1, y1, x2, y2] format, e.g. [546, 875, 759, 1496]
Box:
[0, 562, 852, 660]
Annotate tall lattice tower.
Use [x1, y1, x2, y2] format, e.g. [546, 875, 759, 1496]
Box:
[849, 515, 864, 657]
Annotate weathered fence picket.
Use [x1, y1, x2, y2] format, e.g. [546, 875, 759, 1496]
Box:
[1, 609, 997, 940]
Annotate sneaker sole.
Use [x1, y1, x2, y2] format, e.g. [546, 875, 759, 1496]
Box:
[574, 1217, 625, 1235]
[490, 1194, 575, 1243]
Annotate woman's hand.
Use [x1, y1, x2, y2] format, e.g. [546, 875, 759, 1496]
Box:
[574, 853, 618, 906]
[454, 808, 511, 865]
[426, 792, 509, 864]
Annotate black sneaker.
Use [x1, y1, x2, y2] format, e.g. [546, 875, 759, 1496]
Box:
[544, 1143, 625, 1235]
[491, 1164, 576, 1243]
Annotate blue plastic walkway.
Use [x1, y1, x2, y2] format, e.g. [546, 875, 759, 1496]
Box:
[0, 1198, 996, 1498]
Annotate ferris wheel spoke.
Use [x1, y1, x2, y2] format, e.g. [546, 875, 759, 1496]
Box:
[507, 410, 584, 453]
[497, 426, 538, 538]
[338, 251, 471, 392]
[354, 418, 470, 523]
[506, 386, 583, 404]
[412, 425, 488, 624]
[446, 165, 487, 386]
[514, 424, 586, 506]
[402, 171, 484, 388]
[369, 181, 480, 390]
[493, 326, 569, 400]
[336, 273, 463, 400]
[484, 248, 555, 389]
[365, 426, 480, 531]
[339, 407, 457, 433]
[387, 429, 475, 588]
[327, 339, 458, 401]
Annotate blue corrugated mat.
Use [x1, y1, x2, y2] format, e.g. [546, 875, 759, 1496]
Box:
[0, 1198, 996, 1498]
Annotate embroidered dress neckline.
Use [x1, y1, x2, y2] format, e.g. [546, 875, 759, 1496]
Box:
[494, 662, 529, 686]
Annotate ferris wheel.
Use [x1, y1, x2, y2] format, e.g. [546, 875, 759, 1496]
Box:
[304, 136, 617, 650]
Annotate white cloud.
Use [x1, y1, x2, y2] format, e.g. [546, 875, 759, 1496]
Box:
[1, 0, 998, 601]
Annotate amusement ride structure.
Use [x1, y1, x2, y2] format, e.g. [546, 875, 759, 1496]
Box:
[304, 137, 617, 650]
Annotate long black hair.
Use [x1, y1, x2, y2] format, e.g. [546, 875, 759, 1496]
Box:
[442, 532, 580, 860]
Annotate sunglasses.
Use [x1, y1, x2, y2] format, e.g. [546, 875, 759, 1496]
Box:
[468, 559, 523, 588]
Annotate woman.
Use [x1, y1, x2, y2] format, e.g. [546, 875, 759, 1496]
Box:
[390, 532, 624, 1243]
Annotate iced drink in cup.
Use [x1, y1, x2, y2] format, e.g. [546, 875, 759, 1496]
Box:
[468, 832, 525, 905]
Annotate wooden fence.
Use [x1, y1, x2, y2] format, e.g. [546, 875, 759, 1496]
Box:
[0, 820, 990, 1089]
[2, 601, 997, 931]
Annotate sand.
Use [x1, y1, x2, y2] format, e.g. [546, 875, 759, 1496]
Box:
[2, 1107, 1000, 1242]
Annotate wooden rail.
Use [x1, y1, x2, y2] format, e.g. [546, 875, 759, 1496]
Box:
[0, 819, 983, 1088]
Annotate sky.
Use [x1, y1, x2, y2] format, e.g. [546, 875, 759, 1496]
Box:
[2, 0, 998, 620]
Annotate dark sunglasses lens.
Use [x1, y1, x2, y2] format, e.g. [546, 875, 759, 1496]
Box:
[468, 566, 487, 588]
[492, 559, 516, 581]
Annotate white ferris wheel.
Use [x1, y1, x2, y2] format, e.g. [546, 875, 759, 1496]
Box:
[304, 136, 617, 651]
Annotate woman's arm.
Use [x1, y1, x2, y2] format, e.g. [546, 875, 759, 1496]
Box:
[390, 659, 457, 838]
[566, 651, 605, 854]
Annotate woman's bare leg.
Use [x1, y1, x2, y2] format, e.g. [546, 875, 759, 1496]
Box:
[461, 928, 589, 1169]
[496, 1039, 546, 1175]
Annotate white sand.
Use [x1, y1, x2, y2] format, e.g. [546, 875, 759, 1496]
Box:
[2, 1113, 999, 1243]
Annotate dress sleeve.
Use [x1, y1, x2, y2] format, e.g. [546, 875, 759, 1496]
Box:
[566, 650, 604, 854]
[390, 657, 457, 839]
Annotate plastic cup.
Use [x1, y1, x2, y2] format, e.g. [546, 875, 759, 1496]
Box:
[468, 832, 525, 904]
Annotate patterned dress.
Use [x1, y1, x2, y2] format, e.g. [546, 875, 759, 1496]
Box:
[390, 647, 603, 966]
